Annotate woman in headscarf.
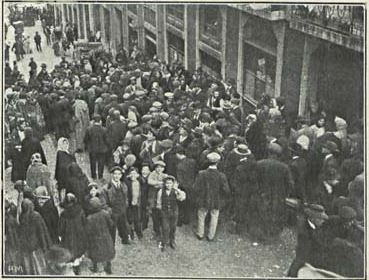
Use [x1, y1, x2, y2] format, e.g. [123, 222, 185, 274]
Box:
[55, 138, 76, 202]
[21, 127, 47, 180]
[19, 198, 52, 275]
[58, 193, 87, 275]
[26, 153, 52, 195]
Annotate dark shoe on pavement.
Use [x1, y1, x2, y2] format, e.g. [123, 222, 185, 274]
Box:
[104, 262, 112, 275]
[89, 263, 98, 273]
[195, 233, 204, 240]
[121, 239, 131, 245]
[73, 266, 80, 275]
[206, 236, 214, 242]
[169, 241, 176, 249]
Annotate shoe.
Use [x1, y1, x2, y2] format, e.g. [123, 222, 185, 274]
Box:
[158, 242, 165, 252]
[104, 263, 112, 275]
[73, 266, 80, 275]
[195, 233, 204, 240]
[206, 236, 214, 242]
[121, 239, 131, 245]
[169, 241, 176, 249]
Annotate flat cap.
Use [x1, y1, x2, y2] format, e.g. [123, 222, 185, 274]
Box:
[207, 152, 221, 163]
[110, 166, 123, 173]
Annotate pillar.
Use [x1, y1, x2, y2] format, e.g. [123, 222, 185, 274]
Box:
[195, 5, 201, 69]
[88, 4, 95, 34]
[220, 9, 227, 79]
[223, 7, 240, 82]
[137, 5, 145, 51]
[61, 4, 66, 30]
[298, 36, 320, 116]
[82, 4, 88, 41]
[156, 5, 167, 61]
[236, 13, 249, 95]
[99, 5, 106, 45]
[272, 21, 287, 98]
[184, 5, 197, 72]
[122, 5, 129, 53]
[110, 5, 116, 54]
[75, 4, 81, 39]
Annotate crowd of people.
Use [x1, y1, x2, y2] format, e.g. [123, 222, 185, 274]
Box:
[4, 18, 365, 277]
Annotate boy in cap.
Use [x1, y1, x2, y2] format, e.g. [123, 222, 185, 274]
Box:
[157, 175, 186, 251]
[103, 166, 130, 244]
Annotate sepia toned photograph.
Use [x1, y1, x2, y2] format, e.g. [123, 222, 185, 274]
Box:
[2, 2, 365, 278]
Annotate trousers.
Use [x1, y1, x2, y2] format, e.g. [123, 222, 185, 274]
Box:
[89, 152, 105, 179]
[197, 208, 219, 240]
[161, 210, 178, 245]
[111, 212, 129, 244]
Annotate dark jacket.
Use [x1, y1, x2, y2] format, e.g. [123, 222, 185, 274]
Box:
[106, 120, 127, 150]
[289, 156, 307, 201]
[84, 124, 109, 153]
[86, 207, 115, 263]
[55, 150, 76, 190]
[103, 181, 128, 215]
[59, 203, 87, 259]
[21, 136, 47, 178]
[194, 167, 230, 210]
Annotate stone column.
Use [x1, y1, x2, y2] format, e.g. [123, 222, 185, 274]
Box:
[298, 36, 320, 116]
[220, 9, 227, 79]
[236, 13, 249, 95]
[61, 4, 66, 30]
[122, 5, 129, 53]
[195, 5, 201, 69]
[82, 4, 88, 41]
[75, 4, 82, 39]
[223, 7, 239, 82]
[137, 5, 145, 51]
[100, 5, 106, 45]
[110, 5, 116, 54]
[184, 5, 197, 72]
[88, 4, 95, 34]
[156, 5, 167, 61]
[272, 21, 286, 98]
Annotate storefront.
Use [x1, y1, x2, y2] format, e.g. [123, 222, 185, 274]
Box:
[242, 16, 277, 102]
[167, 31, 184, 64]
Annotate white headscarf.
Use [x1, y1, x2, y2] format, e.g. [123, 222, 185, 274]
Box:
[57, 137, 70, 153]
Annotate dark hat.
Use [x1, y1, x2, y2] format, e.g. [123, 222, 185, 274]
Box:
[41, 63, 47, 68]
[304, 204, 329, 221]
[45, 246, 72, 264]
[339, 206, 357, 220]
[160, 139, 174, 149]
[222, 101, 232, 110]
[268, 142, 282, 155]
[14, 180, 26, 191]
[92, 114, 102, 122]
[110, 166, 123, 173]
[322, 141, 339, 153]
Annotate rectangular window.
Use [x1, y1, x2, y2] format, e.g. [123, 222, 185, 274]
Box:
[144, 6, 156, 27]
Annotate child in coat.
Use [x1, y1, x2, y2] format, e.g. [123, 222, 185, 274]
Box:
[156, 175, 186, 251]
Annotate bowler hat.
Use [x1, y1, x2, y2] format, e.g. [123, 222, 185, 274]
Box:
[163, 175, 176, 182]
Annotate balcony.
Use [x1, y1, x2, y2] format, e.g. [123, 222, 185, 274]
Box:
[200, 23, 221, 51]
[229, 4, 286, 21]
[166, 5, 184, 31]
[288, 5, 364, 52]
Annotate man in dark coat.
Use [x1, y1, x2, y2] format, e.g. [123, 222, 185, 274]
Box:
[230, 148, 258, 234]
[84, 114, 109, 179]
[86, 197, 115, 274]
[20, 127, 47, 180]
[250, 143, 294, 242]
[289, 142, 308, 201]
[194, 152, 230, 241]
[103, 166, 130, 245]
[106, 111, 127, 152]
[54, 91, 74, 139]
[175, 145, 198, 225]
